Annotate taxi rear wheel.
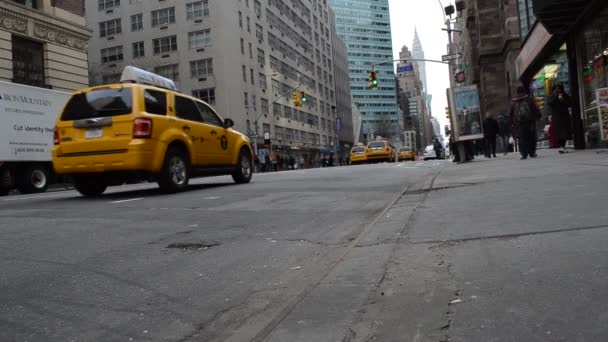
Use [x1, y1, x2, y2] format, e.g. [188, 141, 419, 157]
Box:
[232, 149, 252, 184]
[158, 147, 190, 193]
[73, 175, 107, 197]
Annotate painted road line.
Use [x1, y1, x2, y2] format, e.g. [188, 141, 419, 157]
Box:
[109, 198, 145, 204]
[204, 196, 221, 200]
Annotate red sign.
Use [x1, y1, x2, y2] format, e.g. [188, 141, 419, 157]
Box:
[515, 22, 553, 79]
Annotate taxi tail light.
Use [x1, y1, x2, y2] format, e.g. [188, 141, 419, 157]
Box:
[53, 128, 60, 145]
[133, 118, 153, 138]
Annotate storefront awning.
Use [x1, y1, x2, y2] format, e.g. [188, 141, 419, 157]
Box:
[533, 0, 595, 34]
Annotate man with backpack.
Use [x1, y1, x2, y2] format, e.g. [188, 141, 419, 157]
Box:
[509, 86, 542, 160]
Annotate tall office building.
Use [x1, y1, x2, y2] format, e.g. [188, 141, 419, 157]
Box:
[396, 45, 433, 150]
[86, 0, 350, 165]
[412, 29, 433, 117]
[412, 29, 427, 94]
[329, 0, 399, 142]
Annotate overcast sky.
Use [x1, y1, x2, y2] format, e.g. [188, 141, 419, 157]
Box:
[388, 0, 451, 132]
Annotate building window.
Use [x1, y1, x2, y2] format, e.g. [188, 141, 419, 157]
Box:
[242, 65, 247, 82]
[153, 35, 177, 54]
[131, 14, 143, 31]
[98, 0, 119, 11]
[238, 11, 243, 28]
[261, 98, 268, 114]
[244, 92, 249, 107]
[13, 0, 37, 8]
[188, 29, 211, 49]
[259, 73, 267, 90]
[256, 24, 263, 41]
[132, 41, 144, 58]
[154, 64, 179, 81]
[186, 0, 209, 20]
[240, 38, 245, 55]
[254, 0, 261, 17]
[258, 48, 265, 65]
[192, 88, 216, 105]
[99, 19, 121, 37]
[11, 36, 44, 87]
[247, 17, 251, 33]
[250, 69, 255, 85]
[101, 45, 124, 63]
[151, 7, 175, 27]
[190, 58, 213, 78]
[248, 42, 253, 58]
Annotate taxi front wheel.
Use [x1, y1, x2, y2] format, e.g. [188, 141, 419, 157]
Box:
[232, 149, 252, 184]
[158, 147, 190, 193]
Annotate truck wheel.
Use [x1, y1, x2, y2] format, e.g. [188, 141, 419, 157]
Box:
[232, 149, 252, 184]
[73, 175, 107, 197]
[18, 165, 50, 194]
[158, 147, 190, 193]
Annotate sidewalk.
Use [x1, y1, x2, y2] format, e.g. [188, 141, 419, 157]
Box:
[351, 148, 608, 341]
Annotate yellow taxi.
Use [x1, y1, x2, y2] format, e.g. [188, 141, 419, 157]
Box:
[53, 66, 253, 196]
[349, 145, 368, 164]
[366, 140, 395, 163]
[397, 147, 416, 161]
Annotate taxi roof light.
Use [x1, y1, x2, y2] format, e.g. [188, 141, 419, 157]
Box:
[120, 66, 178, 91]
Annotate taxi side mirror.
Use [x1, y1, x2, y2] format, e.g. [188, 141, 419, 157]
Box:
[223, 118, 235, 128]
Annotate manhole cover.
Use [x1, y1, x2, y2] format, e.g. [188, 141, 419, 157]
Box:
[166, 241, 221, 250]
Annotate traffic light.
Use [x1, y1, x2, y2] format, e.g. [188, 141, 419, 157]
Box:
[369, 71, 378, 89]
[445, 107, 451, 120]
[293, 91, 301, 107]
[300, 92, 307, 105]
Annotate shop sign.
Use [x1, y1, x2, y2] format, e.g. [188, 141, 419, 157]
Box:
[596, 88, 608, 140]
[515, 22, 553, 79]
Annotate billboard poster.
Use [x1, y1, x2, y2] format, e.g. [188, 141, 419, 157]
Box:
[450, 85, 483, 141]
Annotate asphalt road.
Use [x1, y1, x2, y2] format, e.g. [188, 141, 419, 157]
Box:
[2, 151, 608, 342]
[0, 161, 442, 342]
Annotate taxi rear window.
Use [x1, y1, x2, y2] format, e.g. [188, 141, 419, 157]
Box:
[61, 88, 133, 121]
[368, 142, 386, 148]
[400, 148, 410, 152]
[352, 147, 365, 153]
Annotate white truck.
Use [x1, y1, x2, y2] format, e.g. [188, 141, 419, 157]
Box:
[0, 81, 71, 195]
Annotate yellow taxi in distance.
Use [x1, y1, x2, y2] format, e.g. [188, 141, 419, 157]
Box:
[52, 66, 253, 196]
[366, 140, 395, 163]
[350, 145, 368, 164]
[397, 147, 416, 161]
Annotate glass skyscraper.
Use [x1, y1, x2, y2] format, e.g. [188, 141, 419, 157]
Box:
[329, 0, 399, 141]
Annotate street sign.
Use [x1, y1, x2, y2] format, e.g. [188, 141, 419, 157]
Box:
[441, 53, 461, 62]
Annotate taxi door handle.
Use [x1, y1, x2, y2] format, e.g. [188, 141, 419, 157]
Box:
[182, 125, 190, 130]
[210, 130, 217, 135]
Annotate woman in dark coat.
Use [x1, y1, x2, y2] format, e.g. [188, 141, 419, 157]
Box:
[547, 85, 572, 153]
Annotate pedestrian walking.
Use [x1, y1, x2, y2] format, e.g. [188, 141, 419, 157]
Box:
[547, 84, 572, 154]
[497, 114, 511, 155]
[483, 113, 499, 158]
[509, 86, 542, 160]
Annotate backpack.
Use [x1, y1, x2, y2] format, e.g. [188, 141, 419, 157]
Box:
[514, 100, 531, 123]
